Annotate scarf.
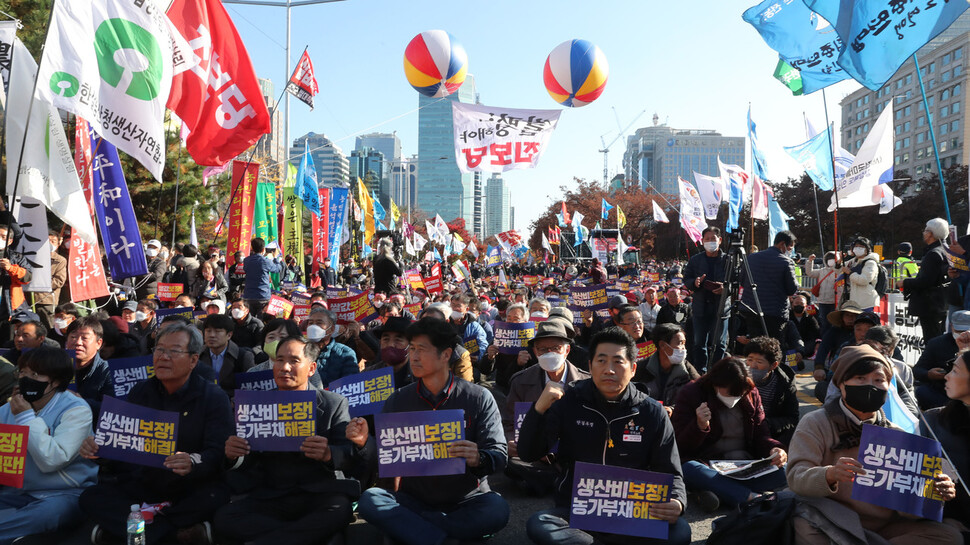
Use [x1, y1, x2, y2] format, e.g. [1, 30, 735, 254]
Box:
[823, 396, 889, 452]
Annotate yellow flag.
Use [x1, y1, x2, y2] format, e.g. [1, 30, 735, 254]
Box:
[284, 163, 297, 188]
[616, 205, 627, 229]
[356, 177, 376, 243]
[390, 199, 401, 223]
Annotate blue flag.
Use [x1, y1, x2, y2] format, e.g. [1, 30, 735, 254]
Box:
[727, 175, 744, 232]
[89, 130, 148, 281]
[804, 0, 969, 90]
[372, 191, 387, 222]
[743, 0, 850, 93]
[767, 191, 791, 245]
[486, 245, 501, 268]
[601, 198, 613, 219]
[295, 141, 321, 216]
[748, 107, 769, 181]
[327, 187, 349, 269]
[433, 247, 442, 262]
[556, 212, 567, 227]
[784, 127, 835, 191]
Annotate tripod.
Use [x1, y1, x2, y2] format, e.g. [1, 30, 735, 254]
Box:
[707, 230, 768, 370]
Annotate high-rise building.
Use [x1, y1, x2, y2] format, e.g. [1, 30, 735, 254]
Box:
[485, 173, 510, 237]
[473, 172, 483, 239]
[622, 115, 745, 196]
[417, 74, 477, 224]
[389, 154, 419, 214]
[289, 132, 349, 188]
[355, 133, 401, 167]
[840, 32, 969, 180]
[349, 147, 385, 201]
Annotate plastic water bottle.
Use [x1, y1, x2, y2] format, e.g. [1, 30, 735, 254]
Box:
[126, 504, 145, 545]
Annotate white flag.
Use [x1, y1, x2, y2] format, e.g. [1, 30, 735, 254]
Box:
[572, 211, 586, 244]
[652, 201, 670, 223]
[498, 268, 508, 286]
[2, 29, 98, 244]
[12, 197, 52, 292]
[877, 184, 903, 215]
[678, 177, 707, 243]
[542, 232, 552, 252]
[405, 236, 416, 256]
[35, 0, 189, 181]
[452, 102, 561, 173]
[424, 220, 438, 243]
[616, 234, 628, 266]
[189, 207, 199, 247]
[467, 239, 479, 258]
[692, 171, 725, 220]
[434, 214, 450, 239]
[828, 106, 894, 212]
[413, 231, 428, 251]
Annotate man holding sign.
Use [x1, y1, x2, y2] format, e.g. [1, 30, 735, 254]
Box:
[357, 317, 510, 545]
[79, 323, 235, 545]
[214, 336, 371, 545]
[519, 327, 690, 545]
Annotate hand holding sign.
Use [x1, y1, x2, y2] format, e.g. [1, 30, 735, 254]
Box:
[301, 436, 332, 462]
[225, 436, 250, 461]
[80, 436, 99, 459]
[447, 440, 480, 467]
[826, 456, 866, 486]
[164, 452, 194, 476]
[645, 499, 683, 523]
[933, 474, 957, 501]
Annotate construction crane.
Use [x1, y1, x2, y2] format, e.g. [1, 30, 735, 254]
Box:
[599, 107, 647, 185]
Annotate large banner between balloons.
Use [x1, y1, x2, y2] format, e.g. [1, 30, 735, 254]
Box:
[452, 103, 561, 174]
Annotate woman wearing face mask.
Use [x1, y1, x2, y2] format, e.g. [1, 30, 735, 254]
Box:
[0, 347, 98, 541]
[787, 344, 962, 544]
[633, 323, 699, 413]
[805, 251, 843, 336]
[195, 261, 228, 306]
[744, 337, 799, 447]
[841, 237, 880, 311]
[671, 357, 788, 513]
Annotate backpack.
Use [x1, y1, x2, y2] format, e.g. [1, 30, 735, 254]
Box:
[707, 491, 795, 545]
[874, 261, 890, 297]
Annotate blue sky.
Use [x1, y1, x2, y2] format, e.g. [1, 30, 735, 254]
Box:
[226, 0, 861, 231]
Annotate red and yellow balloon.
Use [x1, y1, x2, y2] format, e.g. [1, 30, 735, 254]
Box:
[404, 30, 468, 98]
[543, 39, 609, 107]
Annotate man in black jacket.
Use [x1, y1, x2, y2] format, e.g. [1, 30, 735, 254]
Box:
[740, 230, 799, 342]
[356, 317, 510, 545]
[519, 327, 690, 545]
[214, 336, 372, 545]
[198, 314, 255, 397]
[897, 218, 949, 341]
[683, 226, 729, 369]
[913, 310, 970, 409]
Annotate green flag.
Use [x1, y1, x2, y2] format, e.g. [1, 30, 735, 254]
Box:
[253, 182, 280, 288]
[773, 59, 804, 96]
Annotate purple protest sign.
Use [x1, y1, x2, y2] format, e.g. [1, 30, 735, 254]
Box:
[94, 396, 178, 468]
[570, 462, 673, 539]
[155, 307, 196, 323]
[236, 370, 277, 392]
[329, 366, 395, 417]
[569, 284, 609, 324]
[513, 402, 531, 443]
[492, 321, 537, 355]
[851, 424, 946, 521]
[108, 356, 154, 399]
[375, 409, 465, 478]
[234, 389, 316, 452]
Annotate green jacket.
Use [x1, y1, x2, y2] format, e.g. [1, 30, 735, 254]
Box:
[894, 256, 919, 280]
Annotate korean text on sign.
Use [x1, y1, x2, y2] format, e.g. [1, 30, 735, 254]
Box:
[0, 424, 28, 488]
[329, 366, 395, 417]
[235, 389, 316, 452]
[236, 370, 277, 392]
[108, 356, 155, 399]
[570, 462, 674, 539]
[851, 424, 947, 521]
[95, 397, 178, 468]
[492, 321, 536, 355]
[513, 402, 531, 444]
[375, 409, 465, 478]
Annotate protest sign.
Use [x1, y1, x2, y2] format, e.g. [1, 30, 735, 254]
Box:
[493, 321, 537, 355]
[156, 283, 183, 302]
[945, 247, 969, 272]
[265, 295, 294, 318]
[570, 462, 674, 539]
[852, 424, 946, 521]
[292, 304, 311, 322]
[236, 370, 277, 392]
[513, 402, 531, 443]
[0, 424, 28, 488]
[376, 409, 465, 477]
[155, 307, 196, 323]
[95, 397, 178, 468]
[636, 342, 657, 361]
[405, 269, 425, 291]
[329, 367, 395, 417]
[523, 275, 539, 287]
[463, 335, 481, 357]
[235, 390, 316, 451]
[404, 302, 423, 317]
[328, 291, 378, 324]
[784, 349, 799, 368]
[886, 292, 924, 365]
[546, 296, 568, 309]
[423, 263, 443, 294]
[326, 287, 350, 298]
[569, 284, 609, 315]
[108, 356, 154, 399]
[291, 292, 311, 307]
[452, 102, 561, 173]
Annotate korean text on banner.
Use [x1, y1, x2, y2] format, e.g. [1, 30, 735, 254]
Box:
[69, 121, 110, 302]
[0, 423, 28, 488]
[226, 161, 259, 259]
[513, 402, 531, 443]
[108, 356, 155, 399]
[375, 409, 465, 478]
[851, 424, 946, 521]
[237, 370, 277, 392]
[235, 389, 316, 452]
[282, 185, 305, 273]
[156, 283, 183, 302]
[329, 367, 395, 417]
[94, 396, 178, 468]
[285, 49, 319, 109]
[569, 284, 609, 313]
[328, 291, 378, 324]
[265, 295, 294, 319]
[327, 187, 349, 269]
[12, 197, 52, 293]
[312, 187, 330, 278]
[423, 263, 443, 294]
[570, 462, 674, 539]
[636, 342, 657, 361]
[493, 321, 537, 355]
[253, 182, 279, 248]
[452, 102, 561, 173]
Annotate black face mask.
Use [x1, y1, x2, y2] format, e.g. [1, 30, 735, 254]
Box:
[843, 384, 888, 413]
[792, 305, 805, 314]
[18, 376, 50, 403]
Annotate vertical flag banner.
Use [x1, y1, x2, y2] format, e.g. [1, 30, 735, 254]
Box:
[719, 158, 748, 232]
[37, 0, 188, 180]
[742, 0, 849, 93]
[692, 171, 725, 220]
[253, 183, 279, 246]
[357, 178, 376, 245]
[452, 102, 561, 173]
[616, 206, 626, 229]
[678, 177, 707, 243]
[166, 0, 271, 166]
[295, 142, 321, 216]
[226, 161, 260, 259]
[312, 187, 330, 278]
[601, 198, 614, 220]
[283, 187, 305, 273]
[804, 0, 969, 90]
[189, 206, 199, 248]
[286, 49, 319, 109]
[1, 31, 97, 245]
[572, 211, 586, 245]
[90, 130, 148, 280]
[652, 201, 670, 223]
[750, 176, 769, 221]
[747, 107, 769, 181]
[327, 187, 349, 269]
[69, 121, 110, 302]
[767, 191, 792, 246]
[784, 127, 835, 191]
[828, 106, 894, 211]
[12, 197, 52, 293]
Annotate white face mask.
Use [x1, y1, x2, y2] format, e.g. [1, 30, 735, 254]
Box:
[54, 318, 68, 330]
[703, 241, 719, 253]
[853, 247, 866, 257]
[538, 352, 565, 372]
[135, 311, 148, 322]
[160, 251, 169, 260]
[373, 300, 384, 308]
[717, 392, 742, 409]
[231, 308, 247, 320]
[531, 311, 548, 319]
[306, 324, 328, 342]
[827, 259, 836, 268]
[146, 248, 158, 257]
[667, 345, 687, 365]
[450, 310, 464, 321]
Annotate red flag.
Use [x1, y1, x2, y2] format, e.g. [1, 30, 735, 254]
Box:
[167, 0, 271, 166]
[561, 201, 571, 225]
[69, 120, 109, 302]
[225, 161, 259, 259]
[312, 188, 331, 277]
[286, 49, 319, 109]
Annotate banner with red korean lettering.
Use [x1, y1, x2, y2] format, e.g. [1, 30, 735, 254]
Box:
[0, 423, 28, 488]
[452, 102, 561, 173]
[166, 0, 271, 167]
[328, 291, 378, 324]
[312, 187, 330, 278]
[226, 161, 259, 259]
[69, 121, 109, 302]
[423, 263, 443, 294]
[285, 49, 319, 110]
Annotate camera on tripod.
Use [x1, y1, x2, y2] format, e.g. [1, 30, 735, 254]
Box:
[727, 227, 745, 249]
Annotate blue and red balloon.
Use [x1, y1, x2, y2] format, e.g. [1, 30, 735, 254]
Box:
[543, 39, 609, 107]
[403, 30, 468, 98]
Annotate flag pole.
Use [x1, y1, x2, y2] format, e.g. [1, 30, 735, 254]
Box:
[804, 112, 828, 257]
[913, 54, 952, 224]
[170, 133, 183, 249]
[822, 88, 842, 251]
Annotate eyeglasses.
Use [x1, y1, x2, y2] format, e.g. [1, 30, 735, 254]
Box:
[533, 344, 565, 355]
[154, 347, 192, 358]
[620, 320, 644, 327]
